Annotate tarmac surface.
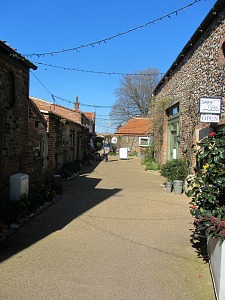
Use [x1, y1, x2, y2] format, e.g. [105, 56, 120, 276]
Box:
[0, 156, 215, 300]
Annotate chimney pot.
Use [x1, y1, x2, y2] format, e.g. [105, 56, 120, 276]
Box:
[74, 96, 79, 111]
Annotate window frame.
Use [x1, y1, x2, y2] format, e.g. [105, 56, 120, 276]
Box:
[139, 136, 150, 147]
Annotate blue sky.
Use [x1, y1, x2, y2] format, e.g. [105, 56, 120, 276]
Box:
[1, 0, 217, 133]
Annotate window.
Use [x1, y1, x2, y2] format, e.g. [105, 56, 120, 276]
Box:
[168, 105, 179, 117]
[139, 137, 150, 147]
[35, 142, 41, 157]
[35, 140, 45, 157]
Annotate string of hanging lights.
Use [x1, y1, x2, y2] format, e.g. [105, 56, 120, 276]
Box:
[30, 71, 159, 109]
[31, 61, 165, 77]
[24, 0, 202, 58]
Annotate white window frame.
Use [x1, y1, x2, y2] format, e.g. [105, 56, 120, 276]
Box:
[139, 136, 150, 147]
[35, 139, 45, 157]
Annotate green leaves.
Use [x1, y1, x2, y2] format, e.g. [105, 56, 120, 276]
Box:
[160, 158, 188, 182]
[186, 129, 225, 243]
[186, 190, 194, 197]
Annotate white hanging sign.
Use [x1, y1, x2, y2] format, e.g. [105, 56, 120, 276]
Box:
[199, 97, 222, 114]
[200, 114, 220, 123]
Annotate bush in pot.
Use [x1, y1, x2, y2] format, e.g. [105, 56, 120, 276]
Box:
[186, 129, 225, 242]
[160, 158, 188, 193]
[186, 128, 225, 299]
[161, 158, 188, 179]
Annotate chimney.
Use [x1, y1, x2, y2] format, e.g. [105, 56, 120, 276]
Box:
[74, 96, 79, 111]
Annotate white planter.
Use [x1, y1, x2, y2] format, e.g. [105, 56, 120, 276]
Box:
[207, 237, 225, 300]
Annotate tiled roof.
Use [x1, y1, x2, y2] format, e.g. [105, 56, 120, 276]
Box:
[30, 96, 81, 125]
[27, 98, 47, 127]
[84, 112, 95, 121]
[115, 117, 152, 135]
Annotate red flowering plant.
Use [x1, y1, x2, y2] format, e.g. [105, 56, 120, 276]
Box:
[186, 128, 225, 243]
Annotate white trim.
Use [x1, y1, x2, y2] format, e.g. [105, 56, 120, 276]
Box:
[139, 136, 150, 147]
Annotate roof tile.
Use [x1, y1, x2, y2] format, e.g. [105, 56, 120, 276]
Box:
[115, 117, 152, 135]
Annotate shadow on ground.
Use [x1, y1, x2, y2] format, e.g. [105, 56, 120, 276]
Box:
[190, 229, 209, 263]
[0, 161, 121, 262]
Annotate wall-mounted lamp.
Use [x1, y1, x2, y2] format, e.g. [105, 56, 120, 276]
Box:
[177, 135, 180, 143]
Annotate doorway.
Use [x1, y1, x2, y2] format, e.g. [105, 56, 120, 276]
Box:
[169, 121, 179, 160]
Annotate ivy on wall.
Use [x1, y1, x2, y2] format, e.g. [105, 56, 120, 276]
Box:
[54, 116, 70, 171]
[152, 97, 171, 160]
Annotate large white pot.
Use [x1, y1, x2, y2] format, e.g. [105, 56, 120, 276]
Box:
[207, 237, 225, 300]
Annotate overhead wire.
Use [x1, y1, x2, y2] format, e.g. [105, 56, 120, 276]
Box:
[31, 61, 165, 77]
[31, 71, 153, 134]
[30, 71, 113, 108]
[30, 72, 152, 133]
[23, 0, 202, 58]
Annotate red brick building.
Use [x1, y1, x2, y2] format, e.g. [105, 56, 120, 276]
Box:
[30, 96, 95, 181]
[0, 41, 38, 202]
[0, 40, 96, 210]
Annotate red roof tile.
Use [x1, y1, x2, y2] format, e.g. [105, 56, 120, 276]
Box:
[84, 112, 95, 121]
[115, 117, 152, 135]
[30, 96, 81, 124]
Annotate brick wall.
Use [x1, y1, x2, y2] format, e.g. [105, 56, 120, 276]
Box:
[116, 135, 149, 154]
[27, 100, 48, 189]
[30, 97, 90, 182]
[46, 113, 83, 182]
[0, 48, 36, 201]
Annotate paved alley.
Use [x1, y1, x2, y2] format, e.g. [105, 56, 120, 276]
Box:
[0, 156, 215, 300]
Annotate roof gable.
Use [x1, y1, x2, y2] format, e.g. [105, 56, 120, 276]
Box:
[0, 40, 37, 70]
[115, 117, 152, 135]
[84, 112, 95, 121]
[30, 96, 81, 125]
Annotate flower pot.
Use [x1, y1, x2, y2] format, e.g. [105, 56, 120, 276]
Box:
[173, 180, 183, 195]
[207, 237, 225, 300]
[165, 182, 173, 193]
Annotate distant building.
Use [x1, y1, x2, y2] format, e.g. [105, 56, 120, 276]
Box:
[115, 117, 152, 154]
[30, 96, 95, 180]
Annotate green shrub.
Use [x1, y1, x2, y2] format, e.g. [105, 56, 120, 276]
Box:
[0, 185, 56, 225]
[187, 129, 225, 242]
[141, 145, 154, 160]
[142, 157, 159, 171]
[161, 158, 188, 182]
[129, 150, 137, 157]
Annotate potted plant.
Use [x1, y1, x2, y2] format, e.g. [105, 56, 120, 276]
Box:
[186, 129, 225, 299]
[161, 158, 188, 194]
[160, 161, 173, 192]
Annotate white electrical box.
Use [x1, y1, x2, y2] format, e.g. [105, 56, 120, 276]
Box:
[119, 148, 128, 160]
[10, 173, 29, 201]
